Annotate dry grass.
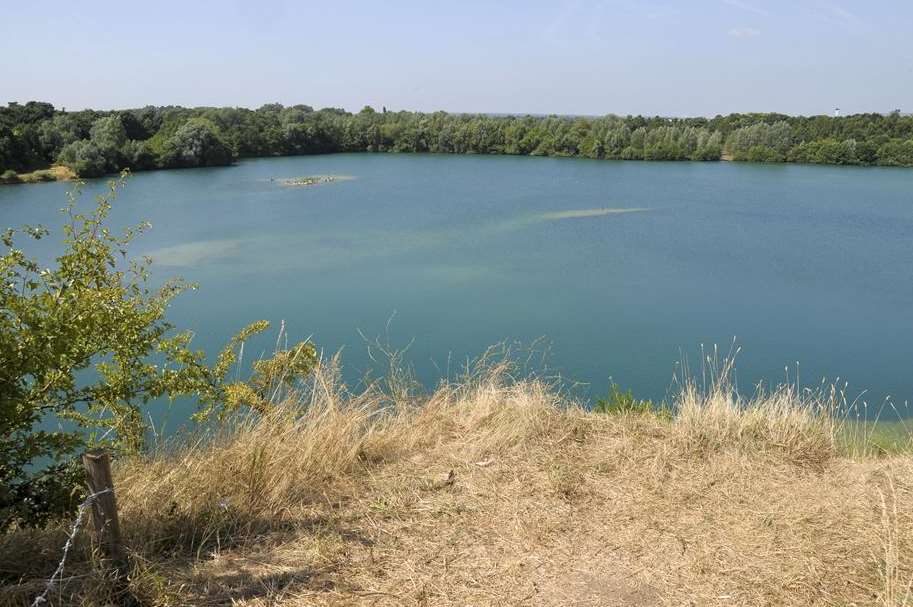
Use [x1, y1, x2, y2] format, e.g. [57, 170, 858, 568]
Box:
[3, 358, 913, 606]
[2, 165, 76, 184]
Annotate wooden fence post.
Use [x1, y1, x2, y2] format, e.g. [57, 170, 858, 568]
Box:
[81, 450, 129, 577]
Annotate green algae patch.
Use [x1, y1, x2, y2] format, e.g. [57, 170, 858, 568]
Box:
[144, 239, 246, 267]
[537, 208, 650, 221]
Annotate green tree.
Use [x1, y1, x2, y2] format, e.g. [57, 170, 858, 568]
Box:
[89, 116, 128, 154]
[7, 100, 913, 175]
[0, 127, 17, 173]
[877, 139, 913, 166]
[159, 118, 233, 168]
[57, 139, 107, 177]
[37, 114, 87, 161]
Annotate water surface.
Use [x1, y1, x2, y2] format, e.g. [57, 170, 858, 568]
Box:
[2, 154, 911, 419]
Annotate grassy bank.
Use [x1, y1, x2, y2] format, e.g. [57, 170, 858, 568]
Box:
[2, 359, 912, 606]
[0, 165, 75, 185]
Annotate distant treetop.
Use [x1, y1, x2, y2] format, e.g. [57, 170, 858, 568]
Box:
[2, 102, 912, 179]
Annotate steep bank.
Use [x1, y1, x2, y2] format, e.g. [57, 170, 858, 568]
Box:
[2, 363, 911, 606]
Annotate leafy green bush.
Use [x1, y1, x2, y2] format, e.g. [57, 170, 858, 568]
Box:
[0, 169, 19, 183]
[57, 139, 107, 177]
[877, 139, 913, 166]
[593, 383, 655, 415]
[158, 118, 233, 168]
[745, 146, 785, 163]
[0, 173, 316, 529]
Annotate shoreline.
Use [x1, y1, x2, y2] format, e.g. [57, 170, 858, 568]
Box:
[2, 151, 907, 187]
[3, 364, 910, 605]
[0, 164, 76, 185]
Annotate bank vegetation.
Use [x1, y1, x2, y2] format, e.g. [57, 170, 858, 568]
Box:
[3, 101, 913, 181]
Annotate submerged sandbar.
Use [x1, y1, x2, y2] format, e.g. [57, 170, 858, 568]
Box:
[537, 208, 650, 220]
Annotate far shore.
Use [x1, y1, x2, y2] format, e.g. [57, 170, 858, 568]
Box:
[0, 164, 75, 185]
[2, 152, 904, 188]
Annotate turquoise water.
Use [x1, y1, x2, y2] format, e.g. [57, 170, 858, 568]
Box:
[2, 154, 912, 419]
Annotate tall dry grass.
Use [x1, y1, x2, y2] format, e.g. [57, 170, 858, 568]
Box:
[672, 354, 841, 467]
[2, 351, 913, 606]
[879, 476, 913, 606]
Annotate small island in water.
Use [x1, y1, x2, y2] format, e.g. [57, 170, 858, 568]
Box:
[279, 175, 336, 187]
[274, 175, 353, 187]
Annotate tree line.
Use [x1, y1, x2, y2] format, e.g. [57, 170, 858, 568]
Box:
[3, 101, 913, 179]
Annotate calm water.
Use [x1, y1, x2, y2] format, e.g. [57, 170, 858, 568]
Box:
[3, 154, 912, 420]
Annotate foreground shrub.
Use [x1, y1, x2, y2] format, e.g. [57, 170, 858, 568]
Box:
[0, 174, 315, 529]
[593, 383, 655, 415]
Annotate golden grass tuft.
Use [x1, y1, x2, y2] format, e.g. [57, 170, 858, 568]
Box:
[115, 362, 383, 551]
[3, 355, 913, 606]
[2, 165, 76, 184]
[673, 380, 839, 467]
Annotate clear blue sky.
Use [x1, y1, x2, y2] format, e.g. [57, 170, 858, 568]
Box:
[2, 0, 911, 116]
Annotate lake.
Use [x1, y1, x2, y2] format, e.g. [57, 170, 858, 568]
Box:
[2, 154, 912, 420]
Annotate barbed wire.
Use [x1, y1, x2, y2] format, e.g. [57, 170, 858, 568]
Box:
[31, 488, 112, 607]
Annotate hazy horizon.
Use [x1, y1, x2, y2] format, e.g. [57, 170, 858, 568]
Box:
[0, 102, 907, 120]
[3, 0, 912, 117]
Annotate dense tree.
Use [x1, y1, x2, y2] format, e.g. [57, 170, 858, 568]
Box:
[88, 115, 129, 169]
[0, 126, 19, 172]
[0, 101, 54, 129]
[158, 118, 233, 168]
[3, 101, 913, 177]
[37, 114, 89, 161]
[726, 121, 793, 162]
[876, 139, 913, 166]
[57, 140, 107, 177]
